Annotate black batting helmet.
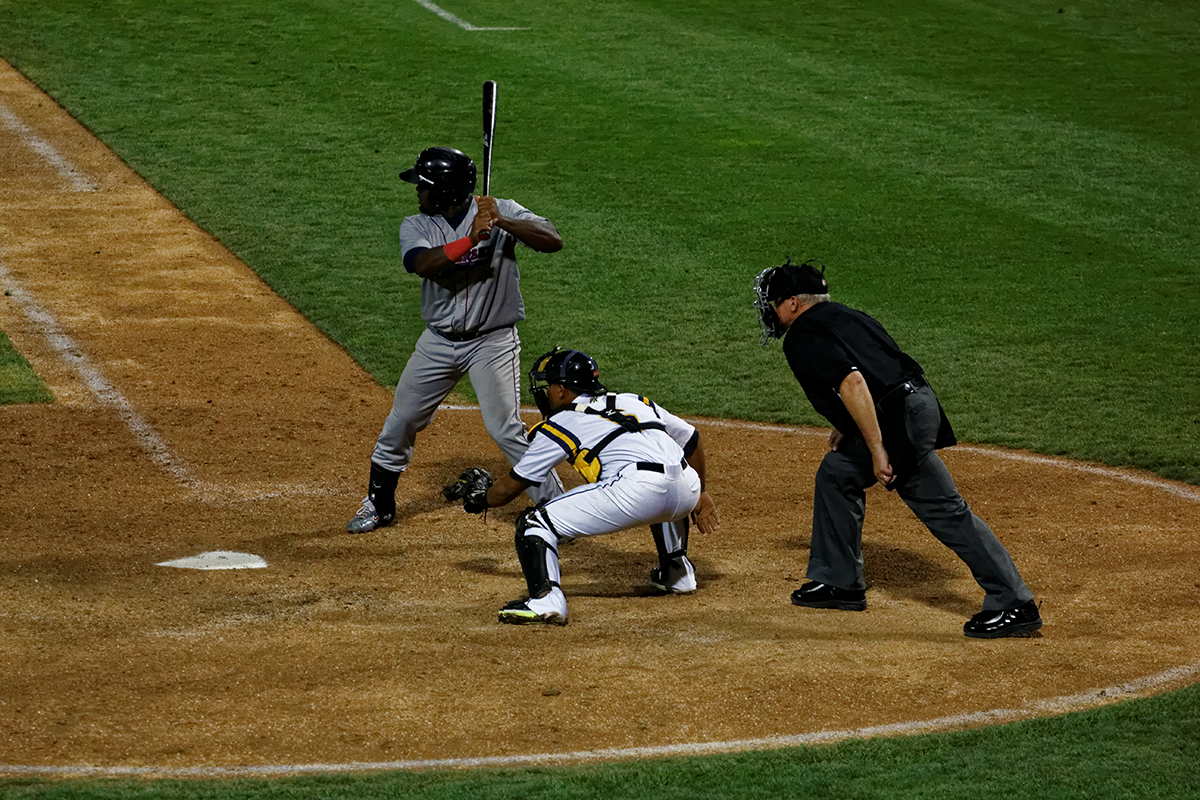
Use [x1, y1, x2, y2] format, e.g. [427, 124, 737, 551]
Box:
[529, 347, 606, 417]
[400, 146, 477, 209]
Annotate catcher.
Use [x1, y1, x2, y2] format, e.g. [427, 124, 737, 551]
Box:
[444, 347, 719, 625]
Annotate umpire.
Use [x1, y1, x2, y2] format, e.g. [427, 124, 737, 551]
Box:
[753, 258, 1041, 639]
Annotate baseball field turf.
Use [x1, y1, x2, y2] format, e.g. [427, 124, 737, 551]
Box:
[2, 0, 1197, 797]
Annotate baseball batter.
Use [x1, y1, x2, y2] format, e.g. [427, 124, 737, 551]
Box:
[448, 347, 720, 625]
[347, 146, 565, 533]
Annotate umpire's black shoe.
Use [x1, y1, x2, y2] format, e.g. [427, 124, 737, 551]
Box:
[790, 581, 867, 611]
[963, 600, 1043, 639]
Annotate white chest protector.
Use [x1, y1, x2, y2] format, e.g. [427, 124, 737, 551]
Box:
[517, 393, 696, 485]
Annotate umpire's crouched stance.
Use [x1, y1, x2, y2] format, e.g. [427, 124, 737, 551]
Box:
[753, 259, 1041, 639]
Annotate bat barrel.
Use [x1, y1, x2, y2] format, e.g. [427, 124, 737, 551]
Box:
[482, 80, 497, 196]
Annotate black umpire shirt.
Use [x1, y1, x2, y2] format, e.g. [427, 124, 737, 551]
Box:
[781, 301, 923, 440]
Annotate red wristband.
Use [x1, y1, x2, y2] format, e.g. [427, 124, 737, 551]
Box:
[443, 236, 473, 262]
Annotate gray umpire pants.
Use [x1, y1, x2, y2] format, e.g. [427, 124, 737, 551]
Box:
[372, 326, 564, 505]
[807, 385, 1032, 611]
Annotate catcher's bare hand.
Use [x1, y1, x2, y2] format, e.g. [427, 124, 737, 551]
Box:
[691, 491, 720, 535]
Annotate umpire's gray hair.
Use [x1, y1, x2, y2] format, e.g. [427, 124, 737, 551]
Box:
[798, 293, 830, 306]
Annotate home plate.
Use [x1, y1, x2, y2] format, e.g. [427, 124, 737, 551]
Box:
[156, 551, 268, 570]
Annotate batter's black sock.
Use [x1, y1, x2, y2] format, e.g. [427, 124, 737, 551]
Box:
[368, 462, 400, 520]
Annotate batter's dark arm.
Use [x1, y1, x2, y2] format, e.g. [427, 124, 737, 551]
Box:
[493, 217, 563, 253]
[411, 248, 456, 278]
[412, 213, 495, 278]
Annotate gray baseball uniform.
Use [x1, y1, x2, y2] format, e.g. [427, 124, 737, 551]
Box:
[371, 197, 564, 505]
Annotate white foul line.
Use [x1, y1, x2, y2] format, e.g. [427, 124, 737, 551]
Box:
[411, 0, 529, 31]
[2, 102, 192, 483]
[2, 661, 1197, 777]
[0, 262, 195, 486]
[953, 444, 1200, 502]
[0, 103, 98, 192]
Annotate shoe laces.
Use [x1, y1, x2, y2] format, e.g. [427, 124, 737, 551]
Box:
[355, 497, 378, 518]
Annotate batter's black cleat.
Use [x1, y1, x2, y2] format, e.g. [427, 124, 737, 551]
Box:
[790, 581, 867, 611]
[963, 600, 1043, 639]
[346, 496, 394, 533]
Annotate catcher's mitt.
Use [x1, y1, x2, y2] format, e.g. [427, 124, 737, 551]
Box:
[442, 467, 493, 514]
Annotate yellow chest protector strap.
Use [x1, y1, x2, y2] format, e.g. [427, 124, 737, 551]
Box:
[532, 394, 666, 483]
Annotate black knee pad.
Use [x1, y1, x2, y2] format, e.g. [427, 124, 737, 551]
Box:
[514, 532, 558, 600]
[515, 506, 540, 538]
[514, 510, 559, 600]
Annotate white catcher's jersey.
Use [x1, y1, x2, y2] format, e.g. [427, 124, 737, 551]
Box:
[513, 393, 698, 486]
[399, 197, 546, 336]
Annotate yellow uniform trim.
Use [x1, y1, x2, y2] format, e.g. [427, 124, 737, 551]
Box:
[530, 418, 606, 483]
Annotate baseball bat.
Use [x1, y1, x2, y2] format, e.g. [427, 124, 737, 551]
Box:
[479, 80, 497, 241]
[482, 79, 497, 195]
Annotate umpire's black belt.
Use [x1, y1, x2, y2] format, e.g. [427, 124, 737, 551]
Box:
[879, 375, 928, 405]
[430, 324, 512, 343]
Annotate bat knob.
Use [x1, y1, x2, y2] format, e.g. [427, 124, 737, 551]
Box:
[478, 230, 490, 241]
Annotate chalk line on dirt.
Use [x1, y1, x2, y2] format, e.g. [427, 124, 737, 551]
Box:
[0, 102, 98, 191]
[0, 261, 196, 486]
[2, 101, 196, 486]
[3, 662, 1196, 777]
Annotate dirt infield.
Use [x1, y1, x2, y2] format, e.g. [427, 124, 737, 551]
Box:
[2, 59, 1199, 776]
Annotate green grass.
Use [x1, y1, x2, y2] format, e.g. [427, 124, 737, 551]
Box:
[1, 0, 1198, 796]
[0, 329, 53, 404]
[3, 0, 1197, 480]
[3, 682, 1199, 798]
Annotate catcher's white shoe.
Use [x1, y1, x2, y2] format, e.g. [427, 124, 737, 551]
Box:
[498, 588, 568, 626]
[650, 556, 697, 594]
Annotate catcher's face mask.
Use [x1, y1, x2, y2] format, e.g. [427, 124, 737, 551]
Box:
[528, 347, 603, 417]
[529, 351, 558, 418]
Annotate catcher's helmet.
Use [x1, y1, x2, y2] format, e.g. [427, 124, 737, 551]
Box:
[529, 347, 605, 417]
[752, 257, 828, 345]
[400, 146, 477, 209]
